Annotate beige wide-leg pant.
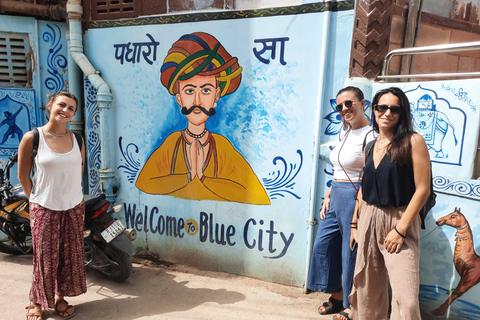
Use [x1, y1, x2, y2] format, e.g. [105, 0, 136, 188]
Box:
[349, 203, 421, 320]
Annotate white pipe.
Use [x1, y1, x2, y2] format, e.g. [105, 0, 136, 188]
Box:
[66, 29, 84, 133]
[303, 0, 332, 293]
[66, 0, 117, 200]
[66, 29, 89, 188]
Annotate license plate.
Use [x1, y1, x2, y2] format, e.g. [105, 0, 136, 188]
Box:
[101, 219, 126, 243]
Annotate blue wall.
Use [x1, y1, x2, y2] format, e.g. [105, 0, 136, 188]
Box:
[83, 5, 480, 318]
[0, 16, 68, 185]
[83, 4, 356, 287]
[4, 1, 479, 318]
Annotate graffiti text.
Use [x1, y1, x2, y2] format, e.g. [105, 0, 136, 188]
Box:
[123, 203, 294, 259]
[113, 33, 159, 65]
[244, 218, 294, 259]
[253, 37, 289, 65]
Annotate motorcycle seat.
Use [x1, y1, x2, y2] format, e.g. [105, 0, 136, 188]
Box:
[84, 194, 107, 213]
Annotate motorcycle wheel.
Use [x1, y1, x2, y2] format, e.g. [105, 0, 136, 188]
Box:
[0, 229, 32, 255]
[96, 244, 132, 282]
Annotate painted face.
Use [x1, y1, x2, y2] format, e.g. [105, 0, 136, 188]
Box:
[336, 91, 365, 126]
[175, 75, 221, 126]
[48, 95, 77, 123]
[374, 92, 401, 132]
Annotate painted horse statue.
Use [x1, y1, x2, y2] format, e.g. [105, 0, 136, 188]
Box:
[432, 207, 480, 316]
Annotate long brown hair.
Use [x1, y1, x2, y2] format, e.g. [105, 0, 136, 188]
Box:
[371, 87, 414, 165]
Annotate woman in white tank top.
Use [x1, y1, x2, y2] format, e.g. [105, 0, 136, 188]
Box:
[18, 90, 86, 320]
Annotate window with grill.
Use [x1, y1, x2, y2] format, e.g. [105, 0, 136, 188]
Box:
[0, 32, 31, 88]
[91, 0, 138, 20]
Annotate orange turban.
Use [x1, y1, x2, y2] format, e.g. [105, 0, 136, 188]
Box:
[160, 32, 242, 97]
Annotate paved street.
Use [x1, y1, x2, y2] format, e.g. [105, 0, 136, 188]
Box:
[1, 253, 334, 320]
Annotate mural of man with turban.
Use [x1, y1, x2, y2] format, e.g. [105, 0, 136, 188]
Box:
[136, 32, 270, 205]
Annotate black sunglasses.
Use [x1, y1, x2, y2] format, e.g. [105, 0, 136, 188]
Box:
[375, 104, 402, 115]
[335, 100, 354, 112]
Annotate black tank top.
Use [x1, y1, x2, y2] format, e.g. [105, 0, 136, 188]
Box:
[362, 147, 416, 207]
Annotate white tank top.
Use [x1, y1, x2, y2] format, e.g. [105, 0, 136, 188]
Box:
[330, 125, 374, 181]
[30, 128, 83, 210]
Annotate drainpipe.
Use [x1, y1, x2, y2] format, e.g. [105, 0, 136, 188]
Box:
[66, 28, 88, 190]
[304, 0, 332, 293]
[66, 0, 117, 201]
[66, 29, 84, 136]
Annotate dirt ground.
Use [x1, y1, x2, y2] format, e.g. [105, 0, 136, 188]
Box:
[1, 253, 333, 320]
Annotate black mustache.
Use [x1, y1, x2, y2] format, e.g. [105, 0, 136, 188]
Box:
[181, 106, 216, 116]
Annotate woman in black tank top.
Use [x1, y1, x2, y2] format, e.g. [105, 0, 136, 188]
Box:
[348, 87, 431, 320]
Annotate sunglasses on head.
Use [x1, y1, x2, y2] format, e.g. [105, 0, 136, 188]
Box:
[335, 100, 354, 112]
[375, 104, 402, 115]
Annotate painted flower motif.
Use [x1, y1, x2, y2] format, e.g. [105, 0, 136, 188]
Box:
[441, 84, 476, 111]
[455, 88, 467, 101]
[88, 131, 98, 145]
[323, 98, 371, 136]
[117, 137, 141, 183]
[86, 81, 97, 100]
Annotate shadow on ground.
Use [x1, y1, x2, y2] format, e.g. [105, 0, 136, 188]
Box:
[47, 262, 246, 320]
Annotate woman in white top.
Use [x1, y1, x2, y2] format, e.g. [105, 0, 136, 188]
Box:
[18, 90, 85, 320]
[307, 86, 373, 320]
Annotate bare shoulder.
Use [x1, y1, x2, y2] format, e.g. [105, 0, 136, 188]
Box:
[410, 133, 430, 160]
[18, 130, 35, 151]
[23, 130, 35, 141]
[410, 132, 425, 143]
[410, 133, 427, 148]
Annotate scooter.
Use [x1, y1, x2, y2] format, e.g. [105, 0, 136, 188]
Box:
[0, 152, 137, 282]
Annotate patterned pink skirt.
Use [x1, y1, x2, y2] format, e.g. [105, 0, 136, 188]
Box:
[29, 201, 87, 309]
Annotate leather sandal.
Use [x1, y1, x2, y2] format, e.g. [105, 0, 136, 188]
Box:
[333, 310, 352, 320]
[318, 296, 344, 315]
[55, 299, 76, 319]
[25, 304, 43, 320]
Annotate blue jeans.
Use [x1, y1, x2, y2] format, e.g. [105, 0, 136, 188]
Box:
[307, 180, 360, 309]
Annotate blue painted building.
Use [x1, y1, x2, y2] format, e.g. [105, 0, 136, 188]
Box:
[1, 1, 480, 318]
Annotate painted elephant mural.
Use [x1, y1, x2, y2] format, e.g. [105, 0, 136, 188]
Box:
[411, 94, 458, 158]
[405, 85, 465, 166]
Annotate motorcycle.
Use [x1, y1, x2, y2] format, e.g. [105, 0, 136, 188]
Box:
[0, 152, 137, 282]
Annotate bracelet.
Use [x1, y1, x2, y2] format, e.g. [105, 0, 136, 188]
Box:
[394, 226, 406, 239]
[351, 226, 357, 229]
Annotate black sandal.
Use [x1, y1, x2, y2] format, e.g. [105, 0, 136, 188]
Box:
[333, 310, 352, 320]
[318, 296, 344, 315]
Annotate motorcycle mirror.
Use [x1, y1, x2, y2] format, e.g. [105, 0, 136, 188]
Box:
[112, 204, 122, 213]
